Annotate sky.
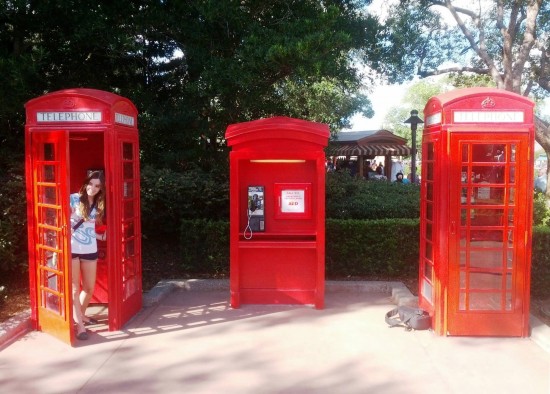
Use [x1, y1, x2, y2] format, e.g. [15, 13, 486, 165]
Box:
[348, 84, 407, 131]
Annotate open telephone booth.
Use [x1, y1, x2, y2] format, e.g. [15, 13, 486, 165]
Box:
[419, 87, 535, 336]
[225, 117, 329, 309]
[25, 88, 142, 345]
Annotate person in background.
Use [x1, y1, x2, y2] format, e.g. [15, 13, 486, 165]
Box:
[394, 172, 410, 184]
[534, 167, 547, 194]
[70, 171, 106, 340]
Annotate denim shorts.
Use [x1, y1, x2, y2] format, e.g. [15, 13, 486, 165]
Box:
[71, 252, 99, 260]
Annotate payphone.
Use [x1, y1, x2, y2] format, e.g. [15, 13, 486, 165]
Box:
[244, 186, 265, 238]
[226, 117, 329, 309]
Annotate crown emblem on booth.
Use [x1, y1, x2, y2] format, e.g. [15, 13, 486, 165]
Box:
[481, 97, 496, 108]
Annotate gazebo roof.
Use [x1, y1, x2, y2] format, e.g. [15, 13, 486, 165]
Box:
[329, 129, 410, 156]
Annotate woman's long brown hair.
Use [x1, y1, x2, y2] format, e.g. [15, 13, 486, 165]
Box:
[78, 171, 105, 225]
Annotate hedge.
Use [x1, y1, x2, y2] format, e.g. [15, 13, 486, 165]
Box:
[178, 219, 550, 297]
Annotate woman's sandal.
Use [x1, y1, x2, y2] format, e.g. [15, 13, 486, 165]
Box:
[83, 317, 99, 326]
[76, 330, 89, 340]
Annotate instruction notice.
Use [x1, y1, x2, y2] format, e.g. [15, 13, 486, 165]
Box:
[281, 189, 305, 213]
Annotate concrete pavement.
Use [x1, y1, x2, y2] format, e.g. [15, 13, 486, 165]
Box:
[0, 280, 549, 394]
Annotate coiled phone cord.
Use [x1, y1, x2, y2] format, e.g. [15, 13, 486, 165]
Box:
[244, 208, 253, 240]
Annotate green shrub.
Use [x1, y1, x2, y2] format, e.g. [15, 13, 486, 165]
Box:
[531, 225, 550, 298]
[533, 192, 550, 226]
[141, 165, 229, 239]
[326, 218, 419, 277]
[180, 219, 229, 275]
[174, 219, 549, 299]
[0, 163, 28, 286]
[326, 171, 420, 219]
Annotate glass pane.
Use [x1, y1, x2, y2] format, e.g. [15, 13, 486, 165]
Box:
[124, 221, 135, 238]
[459, 292, 466, 310]
[42, 165, 56, 182]
[461, 187, 474, 204]
[470, 229, 503, 242]
[123, 181, 134, 198]
[425, 242, 433, 260]
[459, 229, 468, 246]
[474, 183, 491, 201]
[427, 143, 434, 161]
[472, 144, 505, 163]
[427, 183, 433, 200]
[43, 143, 55, 161]
[125, 240, 135, 259]
[426, 203, 433, 220]
[509, 187, 515, 203]
[461, 168, 469, 183]
[470, 249, 503, 268]
[460, 271, 466, 288]
[123, 162, 133, 180]
[471, 209, 504, 226]
[508, 165, 515, 183]
[470, 272, 503, 290]
[42, 229, 59, 249]
[506, 293, 512, 310]
[41, 207, 58, 227]
[124, 258, 135, 278]
[510, 145, 516, 162]
[469, 292, 502, 310]
[424, 261, 433, 279]
[39, 186, 57, 205]
[507, 250, 514, 269]
[422, 279, 433, 304]
[507, 208, 514, 225]
[43, 290, 61, 313]
[124, 200, 134, 218]
[461, 143, 469, 162]
[459, 249, 466, 267]
[123, 142, 133, 160]
[43, 249, 59, 270]
[473, 187, 505, 204]
[426, 222, 432, 241]
[461, 209, 468, 226]
[426, 163, 433, 180]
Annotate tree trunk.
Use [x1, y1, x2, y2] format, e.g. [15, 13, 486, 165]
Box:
[535, 117, 550, 198]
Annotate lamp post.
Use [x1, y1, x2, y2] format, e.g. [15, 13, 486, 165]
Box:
[404, 109, 424, 184]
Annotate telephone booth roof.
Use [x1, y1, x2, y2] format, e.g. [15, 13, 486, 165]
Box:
[424, 87, 535, 128]
[25, 88, 138, 128]
[225, 116, 330, 150]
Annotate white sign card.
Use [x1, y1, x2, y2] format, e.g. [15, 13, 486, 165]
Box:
[281, 189, 305, 213]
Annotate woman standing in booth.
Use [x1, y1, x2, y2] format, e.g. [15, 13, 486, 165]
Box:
[70, 171, 106, 340]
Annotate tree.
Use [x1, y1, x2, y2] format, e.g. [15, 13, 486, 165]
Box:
[374, 0, 550, 196]
[0, 0, 381, 170]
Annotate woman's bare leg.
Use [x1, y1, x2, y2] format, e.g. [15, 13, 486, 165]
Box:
[79, 259, 97, 319]
[71, 257, 85, 334]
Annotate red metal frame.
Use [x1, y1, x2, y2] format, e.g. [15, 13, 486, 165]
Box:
[225, 117, 329, 309]
[25, 89, 142, 344]
[420, 87, 534, 336]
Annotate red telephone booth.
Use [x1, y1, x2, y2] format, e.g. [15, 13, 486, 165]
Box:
[419, 87, 535, 336]
[225, 117, 329, 309]
[25, 88, 142, 345]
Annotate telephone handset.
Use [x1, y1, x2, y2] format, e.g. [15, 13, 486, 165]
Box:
[244, 186, 265, 239]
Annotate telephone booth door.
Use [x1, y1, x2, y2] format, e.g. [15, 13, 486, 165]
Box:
[109, 132, 142, 329]
[447, 135, 530, 336]
[27, 131, 72, 345]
